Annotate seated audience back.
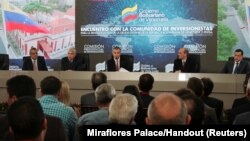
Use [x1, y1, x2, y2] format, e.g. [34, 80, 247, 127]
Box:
[201, 77, 224, 122]
[146, 93, 191, 125]
[7, 97, 47, 141]
[138, 73, 155, 108]
[175, 88, 205, 125]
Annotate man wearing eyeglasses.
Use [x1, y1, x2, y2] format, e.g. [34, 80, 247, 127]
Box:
[22, 47, 48, 71]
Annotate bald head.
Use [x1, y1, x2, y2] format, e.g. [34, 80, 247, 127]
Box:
[178, 48, 189, 60]
[146, 93, 190, 125]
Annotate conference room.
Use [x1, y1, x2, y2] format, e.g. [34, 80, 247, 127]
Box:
[1, 0, 250, 140]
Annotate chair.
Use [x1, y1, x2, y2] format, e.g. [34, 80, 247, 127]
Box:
[80, 105, 99, 115]
[188, 54, 200, 72]
[76, 53, 90, 71]
[121, 54, 134, 72]
[0, 54, 9, 70]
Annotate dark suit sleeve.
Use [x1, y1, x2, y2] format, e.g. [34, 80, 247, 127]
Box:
[39, 57, 48, 71]
[22, 57, 31, 70]
[75, 57, 86, 71]
[107, 59, 115, 71]
[61, 58, 67, 70]
[173, 59, 180, 72]
[242, 61, 250, 73]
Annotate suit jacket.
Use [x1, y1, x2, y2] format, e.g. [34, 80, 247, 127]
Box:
[107, 56, 133, 72]
[233, 111, 250, 124]
[229, 102, 250, 124]
[0, 114, 66, 141]
[232, 96, 250, 109]
[202, 96, 224, 122]
[80, 92, 96, 106]
[61, 56, 86, 71]
[173, 57, 197, 73]
[22, 56, 48, 71]
[221, 60, 250, 74]
[140, 92, 154, 108]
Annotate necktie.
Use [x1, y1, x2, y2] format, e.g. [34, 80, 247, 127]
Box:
[33, 60, 38, 71]
[116, 59, 119, 71]
[233, 62, 239, 74]
[182, 61, 185, 67]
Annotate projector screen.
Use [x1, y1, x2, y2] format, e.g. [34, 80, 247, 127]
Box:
[76, 0, 217, 72]
[4, 0, 247, 72]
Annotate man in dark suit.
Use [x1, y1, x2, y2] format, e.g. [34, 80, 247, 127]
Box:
[106, 46, 133, 72]
[221, 49, 250, 74]
[61, 48, 85, 71]
[201, 77, 224, 122]
[173, 47, 197, 73]
[138, 73, 155, 108]
[22, 47, 48, 71]
[0, 75, 66, 141]
[80, 72, 107, 107]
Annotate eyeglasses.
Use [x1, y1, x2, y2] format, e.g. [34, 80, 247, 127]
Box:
[31, 52, 38, 55]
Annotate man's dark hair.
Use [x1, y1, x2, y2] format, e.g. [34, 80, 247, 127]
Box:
[175, 88, 205, 125]
[138, 73, 154, 92]
[187, 77, 204, 97]
[201, 77, 214, 97]
[40, 76, 61, 95]
[112, 46, 121, 50]
[235, 49, 244, 56]
[7, 97, 45, 140]
[6, 75, 36, 98]
[91, 72, 107, 90]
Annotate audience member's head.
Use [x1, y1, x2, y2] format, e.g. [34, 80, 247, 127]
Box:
[40, 76, 61, 96]
[67, 48, 76, 61]
[29, 47, 38, 60]
[6, 75, 36, 106]
[123, 85, 144, 108]
[112, 46, 121, 59]
[59, 80, 71, 106]
[109, 94, 138, 125]
[7, 97, 47, 141]
[178, 47, 189, 60]
[243, 73, 250, 94]
[201, 77, 214, 97]
[138, 73, 154, 92]
[95, 83, 116, 106]
[91, 72, 107, 90]
[234, 49, 244, 62]
[187, 77, 204, 97]
[175, 88, 205, 125]
[146, 93, 190, 125]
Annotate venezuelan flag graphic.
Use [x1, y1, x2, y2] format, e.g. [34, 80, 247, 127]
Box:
[122, 5, 138, 23]
[2, 0, 49, 34]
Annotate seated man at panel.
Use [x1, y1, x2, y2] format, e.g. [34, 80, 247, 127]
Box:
[22, 47, 48, 71]
[61, 48, 85, 71]
[106, 46, 133, 72]
[146, 93, 191, 125]
[7, 97, 47, 141]
[221, 49, 250, 74]
[173, 47, 197, 73]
